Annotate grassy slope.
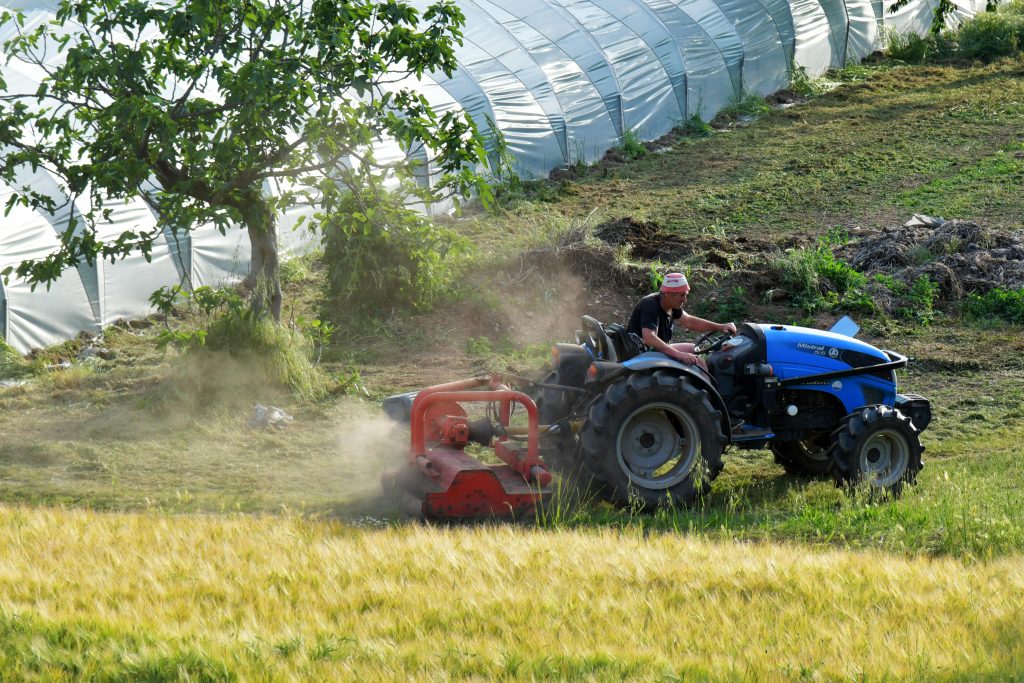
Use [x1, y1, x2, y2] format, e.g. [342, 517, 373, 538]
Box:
[1, 507, 1022, 681]
[1, 58, 1024, 679]
[507, 61, 1024, 236]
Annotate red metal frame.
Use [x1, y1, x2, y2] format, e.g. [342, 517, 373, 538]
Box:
[409, 375, 548, 486]
[394, 375, 552, 519]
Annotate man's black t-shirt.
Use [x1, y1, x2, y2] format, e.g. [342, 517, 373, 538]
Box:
[626, 293, 682, 346]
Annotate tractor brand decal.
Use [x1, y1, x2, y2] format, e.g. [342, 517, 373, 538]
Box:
[832, 380, 843, 391]
[796, 342, 826, 354]
[796, 342, 843, 360]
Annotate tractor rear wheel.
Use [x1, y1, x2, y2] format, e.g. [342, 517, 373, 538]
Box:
[833, 405, 923, 495]
[771, 432, 834, 476]
[580, 371, 724, 509]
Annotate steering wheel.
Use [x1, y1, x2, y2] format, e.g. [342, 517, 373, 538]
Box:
[581, 315, 614, 361]
[693, 329, 733, 355]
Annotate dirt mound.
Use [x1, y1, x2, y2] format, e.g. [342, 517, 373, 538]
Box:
[839, 219, 1024, 297]
[592, 216, 798, 269]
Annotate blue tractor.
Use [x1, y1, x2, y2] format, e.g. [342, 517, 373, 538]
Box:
[537, 315, 932, 507]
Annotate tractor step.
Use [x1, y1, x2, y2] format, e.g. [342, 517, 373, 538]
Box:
[732, 424, 775, 442]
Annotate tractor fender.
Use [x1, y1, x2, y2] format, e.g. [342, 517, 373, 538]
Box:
[621, 357, 732, 444]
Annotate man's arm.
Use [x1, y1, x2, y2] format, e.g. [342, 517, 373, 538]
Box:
[677, 311, 737, 335]
[642, 327, 699, 365]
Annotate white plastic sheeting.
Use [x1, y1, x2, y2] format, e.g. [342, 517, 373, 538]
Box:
[411, 0, 976, 180]
[1, 0, 976, 352]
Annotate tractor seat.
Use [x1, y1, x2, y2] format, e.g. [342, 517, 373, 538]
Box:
[604, 323, 639, 362]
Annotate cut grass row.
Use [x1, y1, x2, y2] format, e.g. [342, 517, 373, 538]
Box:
[2, 326, 1023, 560]
[0, 506, 1022, 681]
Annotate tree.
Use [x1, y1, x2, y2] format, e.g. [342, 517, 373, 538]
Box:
[0, 0, 486, 321]
[888, 0, 1000, 34]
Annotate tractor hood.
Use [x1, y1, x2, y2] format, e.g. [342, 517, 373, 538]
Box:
[759, 324, 890, 380]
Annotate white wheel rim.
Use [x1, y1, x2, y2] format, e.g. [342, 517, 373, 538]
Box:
[859, 428, 911, 487]
[615, 402, 700, 489]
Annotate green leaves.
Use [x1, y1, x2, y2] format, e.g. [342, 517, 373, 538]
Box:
[0, 0, 486, 294]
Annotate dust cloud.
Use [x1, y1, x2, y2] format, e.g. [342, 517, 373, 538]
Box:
[326, 397, 410, 519]
[496, 265, 589, 346]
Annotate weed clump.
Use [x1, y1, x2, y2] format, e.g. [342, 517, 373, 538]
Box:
[613, 128, 648, 161]
[774, 229, 873, 314]
[962, 287, 1024, 325]
[884, 29, 940, 63]
[0, 339, 30, 378]
[677, 113, 714, 138]
[715, 92, 773, 123]
[150, 286, 331, 401]
[883, 9, 1024, 63]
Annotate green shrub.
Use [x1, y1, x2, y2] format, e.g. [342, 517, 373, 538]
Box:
[483, 114, 524, 207]
[957, 12, 1022, 61]
[963, 287, 1024, 325]
[900, 275, 941, 325]
[150, 286, 331, 399]
[319, 171, 470, 318]
[884, 29, 937, 63]
[1003, 0, 1024, 15]
[718, 286, 749, 321]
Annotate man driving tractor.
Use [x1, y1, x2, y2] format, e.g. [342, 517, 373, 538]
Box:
[625, 272, 737, 368]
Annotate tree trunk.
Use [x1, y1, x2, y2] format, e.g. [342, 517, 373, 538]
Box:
[243, 197, 282, 322]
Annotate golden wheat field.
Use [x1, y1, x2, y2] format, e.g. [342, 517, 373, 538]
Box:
[0, 505, 1021, 681]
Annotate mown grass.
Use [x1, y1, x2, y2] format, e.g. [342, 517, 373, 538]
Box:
[0, 506, 1022, 681]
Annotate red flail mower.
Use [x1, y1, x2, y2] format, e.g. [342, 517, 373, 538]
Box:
[381, 376, 553, 519]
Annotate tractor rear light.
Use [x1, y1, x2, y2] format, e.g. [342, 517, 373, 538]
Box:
[551, 346, 560, 366]
[585, 361, 625, 385]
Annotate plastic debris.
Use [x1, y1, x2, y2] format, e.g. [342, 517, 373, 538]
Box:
[249, 404, 294, 429]
[903, 214, 946, 229]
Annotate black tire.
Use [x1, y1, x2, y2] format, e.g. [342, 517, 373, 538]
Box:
[833, 405, 923, 495]
[580, 370, 725, 509]
[536, 373, 609, 497]
[771, 432, 834, 476]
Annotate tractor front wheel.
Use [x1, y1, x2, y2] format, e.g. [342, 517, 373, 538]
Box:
[580, 371, 724, 509]
[833, 405, 923, 495]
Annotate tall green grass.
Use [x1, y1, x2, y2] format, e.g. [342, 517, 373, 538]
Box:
[958, 10, 1024, 61]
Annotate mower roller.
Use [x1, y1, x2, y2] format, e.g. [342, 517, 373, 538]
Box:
[381, 376, 553, 519]
[383, 315, 932, 521]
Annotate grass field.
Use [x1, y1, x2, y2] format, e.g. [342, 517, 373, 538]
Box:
[2, 57, 1024, 680]
[1, 508, 1023, 680]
